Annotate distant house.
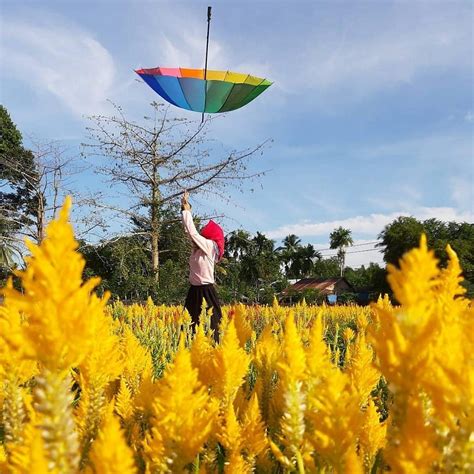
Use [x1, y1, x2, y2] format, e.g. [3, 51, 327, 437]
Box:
[281, 277, 354, 304]
[288, 277, 353, 295]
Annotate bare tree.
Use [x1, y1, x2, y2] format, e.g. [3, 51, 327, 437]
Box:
[1, 138, 102, 258]
[83, 101, 269, 284]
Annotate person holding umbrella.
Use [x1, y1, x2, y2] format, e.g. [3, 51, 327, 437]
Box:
[181, 191, 224, 342]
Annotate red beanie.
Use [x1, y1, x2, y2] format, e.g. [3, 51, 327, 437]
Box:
[200, 220, 225, 260]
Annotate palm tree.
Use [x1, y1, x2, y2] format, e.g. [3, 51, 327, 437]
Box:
[281, 234, 301, 253]
[234, 232, 280, 295]
[253, 231, 275, 255]
[226, 229, 252, 260]
[277, 234, 302, 278]
[294, 243, 322, 278]
[329, 227, 353, 277]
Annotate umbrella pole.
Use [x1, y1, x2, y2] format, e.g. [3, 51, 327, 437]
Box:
[202, 5, 212, 124]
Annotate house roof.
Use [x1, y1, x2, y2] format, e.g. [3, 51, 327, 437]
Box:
[284, 277, 354, 294]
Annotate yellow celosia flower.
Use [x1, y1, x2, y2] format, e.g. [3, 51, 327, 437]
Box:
[33, 368, 80, 473]
[79, 315, 122, 389]
[1, 197, 109, 371]
[277, 312, 306, 382]
[345, 333, 380, 405]
[369, 235, 472, 471]
[272, 313, 308, 436]
[2, 198, 471, 474]
[342, 447, 364, 474]
[359, 399, 386, 467]
[133, 366, 160, 420]
[0, 303, 36, 370]
[387, 234, 439, 314]
[0, 445, 7, 471]
[369, 237, 442, 393]
[306, 366, 363, 467]
[241, 393, 268, 461]
[375, 293, 392, 310]
[211, 320, 251, 404]
[8, 421, 54, 474]
[115, 377, 134, 423]
[144, 340, 217, 472]
[88, 406, 137, 474]
[75, 317, 123, 467]
[120, 326, 153, 395]
[1, 373, 31, 448]
[218, 403, 242, 451]
[343, 327, 355, 343]
[0, 300, 38, 450]
[75, 372, 108, 468]
[253, 325, 279, 426]
[217, 403, 254, 473]
[254, 323, 279, 366]
[276, 379, 310, 471]
[305, 315, 333, 390]
[224, 452, 252, 474]
[190, 323, 216, 387]
[233, 304, 253, 347]
[385, 396, 439, 473]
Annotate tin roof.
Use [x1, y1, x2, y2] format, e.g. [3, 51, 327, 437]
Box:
[284, 277, 353, 295]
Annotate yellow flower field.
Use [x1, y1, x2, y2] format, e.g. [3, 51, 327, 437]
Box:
[0, 198, 473, 473]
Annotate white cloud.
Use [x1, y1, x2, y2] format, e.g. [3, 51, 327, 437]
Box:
[450, 177, 474, 210]
[274, 4, 472, 100]
[1, 17, 115, 116]
[266, 206, 474, 240]
[135, 5, 224, 70]
[465, 111, 474, 122]
[158, 30, 223, 69]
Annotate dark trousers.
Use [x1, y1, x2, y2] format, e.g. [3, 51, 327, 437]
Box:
[184, 284, 222, 342]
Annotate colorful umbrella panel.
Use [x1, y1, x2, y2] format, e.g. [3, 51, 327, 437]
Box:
[135, 67, 272, 113]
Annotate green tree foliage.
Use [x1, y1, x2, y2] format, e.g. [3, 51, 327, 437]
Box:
[329, 227, 354, 277]
[377, 217, 425, 265]
[295, 243, 322, 278]
[220, 230, 283, 303]
[277, 234, 321, 279]
[81, 206, 191, 303]
[81, 234, 154, 300]
[312, 256, 345, 280]
[277, 234, 301, 278]
[345, 263, 389, 295]
[0, 105, 39, 250]
[378, 217, 474, 296]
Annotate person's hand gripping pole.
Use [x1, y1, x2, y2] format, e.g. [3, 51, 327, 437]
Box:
[181, 190, 191, 211]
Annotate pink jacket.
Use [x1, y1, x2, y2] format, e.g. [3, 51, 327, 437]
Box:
[182, 210, 219, 285]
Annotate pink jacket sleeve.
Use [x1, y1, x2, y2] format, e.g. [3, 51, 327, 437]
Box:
[182, 210, 215, 258]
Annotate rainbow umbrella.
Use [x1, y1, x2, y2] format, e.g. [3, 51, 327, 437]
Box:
[135, 67, 272, 113]
[135, 7, 271, 119]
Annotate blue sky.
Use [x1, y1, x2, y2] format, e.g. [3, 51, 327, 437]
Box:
[1, 0, 473, 267]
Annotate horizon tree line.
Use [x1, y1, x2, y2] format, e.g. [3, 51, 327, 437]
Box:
[2, 103, 473, 302]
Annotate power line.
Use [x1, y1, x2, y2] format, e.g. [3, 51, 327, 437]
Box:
[319, 247, 382, 258]
[317, 241, 380, 253]
[345, 247, 382, 255]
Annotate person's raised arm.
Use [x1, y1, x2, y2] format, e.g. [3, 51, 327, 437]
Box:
[181, 191, 215, 257]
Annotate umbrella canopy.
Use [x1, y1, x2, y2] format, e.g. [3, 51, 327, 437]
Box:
[135, 67, 272, 113]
